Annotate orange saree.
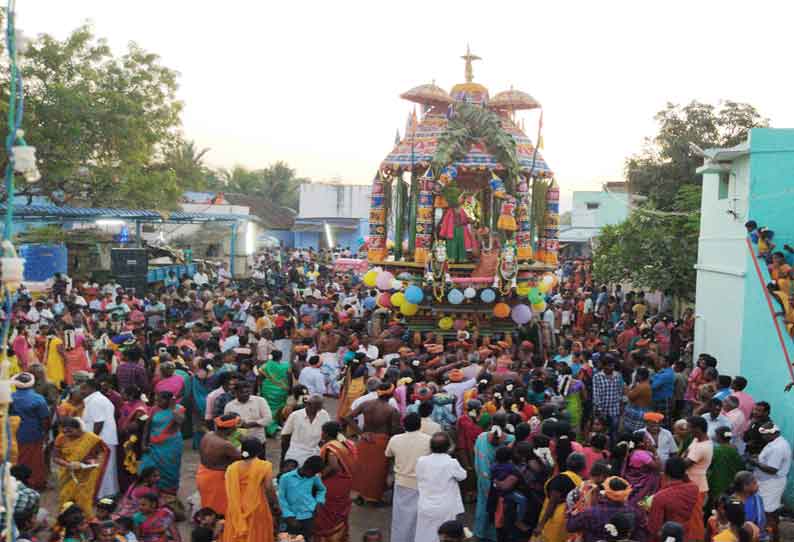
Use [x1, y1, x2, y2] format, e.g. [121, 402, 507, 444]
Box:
[222, 459, 274, 542]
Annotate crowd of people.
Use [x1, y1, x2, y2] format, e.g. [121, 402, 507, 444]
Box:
[1, 248, 791, 542]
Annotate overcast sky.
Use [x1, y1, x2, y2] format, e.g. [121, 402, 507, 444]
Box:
[18, 1, 794, 210]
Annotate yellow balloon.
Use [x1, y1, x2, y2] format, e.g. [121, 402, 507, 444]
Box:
[439, 316, 454, 330]
[532, 301, 547, 312]
[391, 292, 405, 307]
[401, 302, 419, 316]
[363, 270, 378, 287]
[537, 281, 551, 294]
[516, 284, 530, 296]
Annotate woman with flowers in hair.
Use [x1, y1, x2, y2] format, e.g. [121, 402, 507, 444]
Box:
[138, 391, 185, 495]
[223, 438, 278, 542]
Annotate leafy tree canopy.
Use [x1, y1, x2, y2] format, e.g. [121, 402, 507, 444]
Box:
[220, 161, 308, 211]
[625, 101, 768, 210]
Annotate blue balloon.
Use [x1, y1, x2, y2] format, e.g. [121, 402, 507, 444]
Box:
[404, 285, 424, 305]
[448, 288, 464, 305]
[480, 288, 496, 303]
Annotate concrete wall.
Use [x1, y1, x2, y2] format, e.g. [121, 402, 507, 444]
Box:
[740, 129, 794, 504]
[570, 191, 629, 229]
[298, 183, 371, 219]
[694, 155, 750, 376]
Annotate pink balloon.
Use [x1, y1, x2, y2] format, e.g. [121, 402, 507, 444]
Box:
[375, 271, 394, 290]
[453, 319, 468, 331]
[378, 292, 392, 308]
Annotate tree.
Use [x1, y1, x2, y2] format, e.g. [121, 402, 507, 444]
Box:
[221, 161, 307, 210]
[160, 138, 212, 191]
[0, 23, 185, 207]
[593, 184, 701, 300]
[626, 101, 768, 210]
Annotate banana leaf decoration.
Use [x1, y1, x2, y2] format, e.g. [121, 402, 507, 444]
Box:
[431, 103, 521, 189]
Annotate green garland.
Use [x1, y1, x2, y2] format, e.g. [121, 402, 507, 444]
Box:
[431, 103, 521, 185]
[531, 178, 549, 235]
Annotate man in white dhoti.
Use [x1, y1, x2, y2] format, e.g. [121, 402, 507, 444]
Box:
[384, 413, 430, 542]
[415, 432, 467, 542]
[80, 379, 119, 497]
[748, 422, 791, 542]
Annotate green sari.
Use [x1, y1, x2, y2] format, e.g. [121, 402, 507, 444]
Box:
[259, 360, 290, 436]
[707, 443, 744, 510]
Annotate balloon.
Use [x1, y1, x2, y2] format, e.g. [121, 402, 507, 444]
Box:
[356, 237, 365, 246]
[511, 304, 532, 325]
[391, 279, 404, 290]
[375, 271, 394, 290]
[463, 287, 477, 299]
[447, 288, 464, 305]
[541, 274, 555, 291]
[377, 292, 392, 308]
[528, 287, 544, 304]
[363, 270, 378, 287]
[480, 288, 496, 303]
[400, 302, 419, 316]
[516, 284, 530, 296]
[537, 280, 551, 294]
[532, 301, 547, 313]
[404, 285, 424, 305]
[386, 239, 395, 249]
[391, 292, 405, 307]
[454, 319, 468, 331]
[439, 316, 454, 330]
[493, 302, 511, 318]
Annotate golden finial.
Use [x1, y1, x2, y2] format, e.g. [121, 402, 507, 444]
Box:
[461, 44, 481, 83]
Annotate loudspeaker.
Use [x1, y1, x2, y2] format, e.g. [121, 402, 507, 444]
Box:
[116, 275, 148, 297]
[111, 248, 148, 277]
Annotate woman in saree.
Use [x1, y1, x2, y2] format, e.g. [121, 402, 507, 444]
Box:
[191, 363, 211, 449]
[134, 492, 181, 542]
[118, 386, 151, 492]
[556, 365, 585, 435]
[315, 421, 357, 542]
[118, 467, 161, 518]
[620, 432, 661, 506]
[731, 471, 768, 540]
[154, 362, 185, 403]
[223, 438, 277, 542]
[474, 416, 515, 542]
[534, 452, 586, 542]
[258, 349, 291, 436]
[139, 391, 185, 495]
[336, 352, 367, 420]
[707, 427, 746, 519]
[53, 417, 109, 519]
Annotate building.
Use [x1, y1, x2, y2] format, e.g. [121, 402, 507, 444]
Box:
[559, 183, 630, 258]
[694, 128, 794, 504]
[293, 181, 370, 249]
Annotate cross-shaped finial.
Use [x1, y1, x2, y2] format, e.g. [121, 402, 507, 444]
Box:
[461, 44, 481, 83]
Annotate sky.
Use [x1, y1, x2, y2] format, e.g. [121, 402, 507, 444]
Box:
[17, 1, 794, 210]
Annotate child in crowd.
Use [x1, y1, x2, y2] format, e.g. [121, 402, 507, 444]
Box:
[91, 497, 118, 538]
[277, 455, 327, 541]
[115, 517, 138, 542]
[133, 493, 180, 542]
[192, 508, 222, 541]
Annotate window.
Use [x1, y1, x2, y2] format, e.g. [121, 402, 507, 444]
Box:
[586, 202, 600, 210]
[718, 172, 730, 200]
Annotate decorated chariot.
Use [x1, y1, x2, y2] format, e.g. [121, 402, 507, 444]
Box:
[364, 48, 560, 336]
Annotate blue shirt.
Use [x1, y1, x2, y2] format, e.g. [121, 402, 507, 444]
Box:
[713, 388, 732, 402]
[10, 389, 49, 444]
[650, 367, 675, 401]
[278, 470, 327, 520]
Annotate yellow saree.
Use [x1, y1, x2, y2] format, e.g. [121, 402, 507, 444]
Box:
[54, 431, 108, 518]
[539, 470, 583, 542]
[223, 458, 274, 542]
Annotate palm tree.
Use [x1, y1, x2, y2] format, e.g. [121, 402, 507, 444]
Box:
[260, 161, 308, 211]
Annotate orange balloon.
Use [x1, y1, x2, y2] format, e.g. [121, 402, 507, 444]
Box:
[493, 302, 511, 319]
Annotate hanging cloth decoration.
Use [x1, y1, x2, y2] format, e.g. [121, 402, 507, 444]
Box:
[515, 176, 533, 260]
[544, 181, 560, 266]
[368, 171, 388, 262]
[415, 167, 435, 265]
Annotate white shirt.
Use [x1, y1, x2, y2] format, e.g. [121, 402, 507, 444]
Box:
[385, 430, 431, 489]
[282, 408, 331, 465]
[415, 453, 466, 540]
[298, 366, 326, 396]
[543, 309, 556, 333]
[224, 396, 272, 442]
[82, 391, 118, 445]
[755, 435, 792, 483]
[358, 344, 379, 360]
[350, 392, 399, 429]
[444, 379, 477, 417]
[193, 272, 209, 286]
[420, 417, 443, 438]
